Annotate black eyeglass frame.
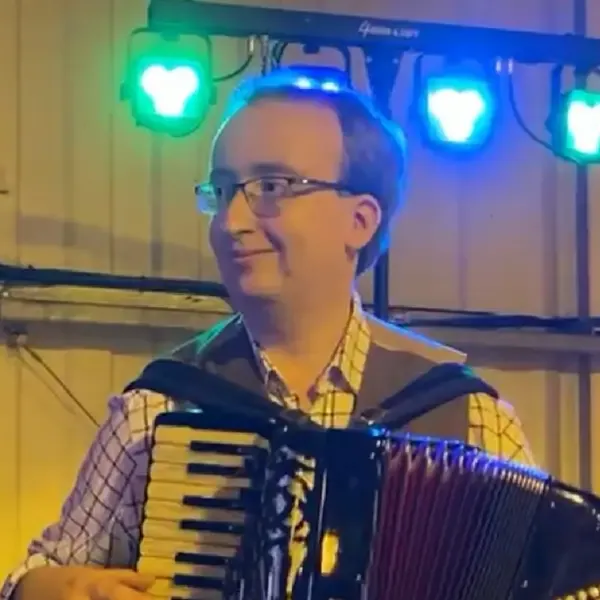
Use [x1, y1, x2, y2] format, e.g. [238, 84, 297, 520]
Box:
[194, 175, 356, 215]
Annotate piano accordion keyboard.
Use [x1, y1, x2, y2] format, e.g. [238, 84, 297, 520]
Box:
[137, 417, 269, 599]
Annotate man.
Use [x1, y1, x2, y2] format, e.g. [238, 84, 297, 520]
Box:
[1, 69, 534, 600]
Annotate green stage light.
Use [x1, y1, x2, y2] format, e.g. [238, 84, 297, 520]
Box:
[555, 89, 600, 163]
[124, 31, 213, 137]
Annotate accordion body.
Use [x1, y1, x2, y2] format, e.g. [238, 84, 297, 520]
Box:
[136, 410, 600, 600]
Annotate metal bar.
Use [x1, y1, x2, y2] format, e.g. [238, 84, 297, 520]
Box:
[4, 285, 600, 355]
[0, 286, 230, 332]
[573, 0, 592, 491]
[364, 47, 402, 320]
[148, 0, 600, 68]
[373, 253, 390, 321]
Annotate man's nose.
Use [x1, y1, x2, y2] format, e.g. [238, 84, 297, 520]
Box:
[220, 188, 256, 234]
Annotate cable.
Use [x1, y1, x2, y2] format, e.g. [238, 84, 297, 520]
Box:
[214, 36, 257, 82]
[0, 262, 229, 298]
[394, 313, 588, 333]
[21, 343, 100, 427]
[20, 343, 100, 427]
[270, 41, 287, 69]
[505, 60, 589, 165]
[505, 60, 556, 153]
[2, 322, 100, 428]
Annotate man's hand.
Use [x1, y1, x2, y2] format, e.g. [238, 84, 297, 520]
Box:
[67, 568, 155, 600]
[15, 566, 155, 600]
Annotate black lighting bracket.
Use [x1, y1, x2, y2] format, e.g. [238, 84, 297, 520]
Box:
[147, 0, 600, 319]
[147, 0, 600, 68]
[363, 47, 404, 322]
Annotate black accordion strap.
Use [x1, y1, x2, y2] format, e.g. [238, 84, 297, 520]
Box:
[124, 358, 320, 428]
[357, 362, 499, 431]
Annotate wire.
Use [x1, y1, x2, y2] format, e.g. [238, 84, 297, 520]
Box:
[270, 41, 287, 69]
[505, 61, 556, 153]
[505, 60, 583, 165]
[213, 37, 257, 82]
[0, 262, 229, 298]
[394, 313, 589, 332]
[2, 322, 100, 428]
[20, 343, 100, 427]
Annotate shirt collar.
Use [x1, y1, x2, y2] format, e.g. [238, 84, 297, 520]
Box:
[245, 292, 370, 398]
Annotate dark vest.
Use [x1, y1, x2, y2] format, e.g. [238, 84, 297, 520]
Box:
[126, 314, 498, 442]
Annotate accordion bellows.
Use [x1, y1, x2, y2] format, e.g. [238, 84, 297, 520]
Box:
[370, 442, 544, 600]
[137, 411, 600, 600]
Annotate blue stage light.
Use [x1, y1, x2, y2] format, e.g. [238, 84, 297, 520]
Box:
[292, 75, 341, 92]
[420, 76, 496, 151]
[281, 65, 350, 92]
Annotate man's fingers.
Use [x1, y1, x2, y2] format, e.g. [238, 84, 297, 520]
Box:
[112, 582, 153, 600]
[112, 570, 155, 592]
[87, 570, 155, 600]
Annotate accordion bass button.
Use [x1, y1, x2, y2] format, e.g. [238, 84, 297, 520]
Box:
[588, 589, 600, 599]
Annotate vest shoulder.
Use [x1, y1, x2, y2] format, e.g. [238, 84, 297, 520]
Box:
[167, 314, 242, 364]
[366, 313, 467, 365]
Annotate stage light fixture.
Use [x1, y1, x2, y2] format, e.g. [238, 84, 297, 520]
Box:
[418, 74, 497, 152]
[122, 30, 214, 137]
[553, 89, 600, 163]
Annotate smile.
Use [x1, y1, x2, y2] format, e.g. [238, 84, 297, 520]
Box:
[231, 249, 273, 259]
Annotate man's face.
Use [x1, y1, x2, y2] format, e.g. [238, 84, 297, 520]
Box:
[208, 98, 379, 303]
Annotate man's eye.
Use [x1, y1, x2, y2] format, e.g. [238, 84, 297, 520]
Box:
[259, 178, 289, 195]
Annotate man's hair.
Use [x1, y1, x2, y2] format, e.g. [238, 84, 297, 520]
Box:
[221, 69, 408, 276]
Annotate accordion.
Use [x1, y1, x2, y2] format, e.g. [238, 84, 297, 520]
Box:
[136, 410, 600, 600]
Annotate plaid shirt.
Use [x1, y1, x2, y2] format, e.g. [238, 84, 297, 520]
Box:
[249, 293, 371, 429]
[0, 295, 535, 598]
[252, 296, 534, 466]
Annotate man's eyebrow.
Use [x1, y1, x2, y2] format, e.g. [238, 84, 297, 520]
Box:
[209, 162, 303, 181]
[247, 162, 302, 177]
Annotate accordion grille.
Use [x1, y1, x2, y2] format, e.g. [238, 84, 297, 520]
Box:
[368, 439, 549, 600]
[137, 415, 269, 599]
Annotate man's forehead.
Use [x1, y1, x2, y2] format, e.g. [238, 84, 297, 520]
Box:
[210, 98, 343, 178]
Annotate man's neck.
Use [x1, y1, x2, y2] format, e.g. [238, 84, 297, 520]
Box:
[237, 289, 355, 389]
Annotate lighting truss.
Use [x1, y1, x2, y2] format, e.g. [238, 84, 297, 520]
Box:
[145, 0, 600, 320]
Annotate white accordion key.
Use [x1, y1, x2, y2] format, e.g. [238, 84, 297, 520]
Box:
[142, 519, 242, 549]
[137, 411, 270, 599]
[153, 423, 269, 450]
[144, 500, 246, 524]
[138, 556, 225, 580]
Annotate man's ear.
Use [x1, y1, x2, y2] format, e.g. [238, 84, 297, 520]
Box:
[349, 194, 382, 251]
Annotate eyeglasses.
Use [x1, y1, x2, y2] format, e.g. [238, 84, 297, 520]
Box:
[195, 175, 351, 216]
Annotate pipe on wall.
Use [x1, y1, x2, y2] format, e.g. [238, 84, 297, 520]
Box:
[573, 0, 593, 490]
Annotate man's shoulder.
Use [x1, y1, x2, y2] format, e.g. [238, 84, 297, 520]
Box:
[119, 314, 247, 413]
[167, 314, 243, 365]
[365, 312, 467, 365]
[110, 388, 176, 436]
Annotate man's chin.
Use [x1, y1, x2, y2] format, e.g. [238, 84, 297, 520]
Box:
[226, 277, 281, 304]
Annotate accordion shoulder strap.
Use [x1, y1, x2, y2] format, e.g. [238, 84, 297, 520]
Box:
[124, 358, 320, 428]
[358, 362, 499, 433]
[125, 358, 276, 417]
